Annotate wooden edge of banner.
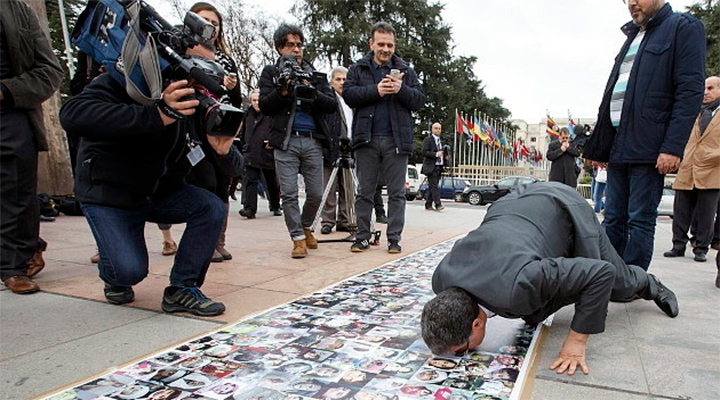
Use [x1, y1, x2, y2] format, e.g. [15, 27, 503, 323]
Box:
[516, 323, 549, 400]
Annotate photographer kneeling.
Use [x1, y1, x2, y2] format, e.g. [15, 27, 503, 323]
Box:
[59, 44, 242, 316]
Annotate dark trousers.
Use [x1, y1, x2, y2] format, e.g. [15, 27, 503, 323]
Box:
[245, 166, 281, 214]
[691, 197, 720, 244]
[0, 112, 40, 280]
[671, 188, 720, 255]
[374, 184, 386, 218]
[425, 166, 442, 209]
[81, 183, 225, 288]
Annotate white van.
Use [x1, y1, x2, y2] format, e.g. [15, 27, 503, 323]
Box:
[405, 165, 421, 200]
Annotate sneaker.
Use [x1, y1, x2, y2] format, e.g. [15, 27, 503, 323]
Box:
[321, 225, 332, 235]
[351, 239, 370, 253]
[272, 209, 283, 217]
[162, 241, 177, 256]
[161, 286, 225, 316]
[104, 284, 135, 305]
[435, 205, 445, 212]
[388, 241, 402, 254]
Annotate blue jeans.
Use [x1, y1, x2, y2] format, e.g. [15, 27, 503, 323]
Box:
[593, 181, 607, 213]
[82, 183, 225, 287]
[355, 137, 408, 243]
[603, 163, 664, 271]
[274, 136, 324, 240]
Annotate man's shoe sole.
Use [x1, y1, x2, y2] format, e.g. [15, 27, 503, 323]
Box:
[161, 302, 225, 316]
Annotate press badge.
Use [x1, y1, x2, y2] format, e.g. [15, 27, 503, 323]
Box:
[187, 144, 205, 166]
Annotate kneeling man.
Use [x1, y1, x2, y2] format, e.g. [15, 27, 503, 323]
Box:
[421, 182, 678, 375]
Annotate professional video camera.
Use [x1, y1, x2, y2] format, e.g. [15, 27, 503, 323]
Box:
[72, 0, 243, 136]
[571, 124, 592, 152]
[274, 54, 320, 104]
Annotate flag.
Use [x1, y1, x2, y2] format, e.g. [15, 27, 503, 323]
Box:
[546, 113, 560, 139]
[456, 112, 472, 143]
[568, 111, 576, 139]
[473, 115, 488, 142]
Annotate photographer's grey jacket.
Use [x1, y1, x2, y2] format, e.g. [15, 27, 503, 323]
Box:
[0, 0, 63, 151]
[584, 3, 705, 163]
[258, 59, 337, 150]
[343, 52, 425, 155]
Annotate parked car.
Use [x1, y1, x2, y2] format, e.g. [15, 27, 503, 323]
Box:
[461, 176, 540, 206]
[657, 188, 675, 217]
[416, 176, 471, 201]
[405, 165, 421, 201]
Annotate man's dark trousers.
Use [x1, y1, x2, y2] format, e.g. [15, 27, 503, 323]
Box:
[355, 137, 407, 243]
[245, 166, 281, 214]
[81, 183, 225, 288]
[671, 188, 720, 255]
[0, 112, 39, 280]
[425, 165, 442, 209]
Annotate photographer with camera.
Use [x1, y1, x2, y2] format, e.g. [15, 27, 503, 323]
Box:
[547, 127, 580, 188]
[259, 24, 337, 259]
[59, 37, 242, 315]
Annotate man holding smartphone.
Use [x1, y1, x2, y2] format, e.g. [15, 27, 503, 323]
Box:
[343, 21, 425, 254]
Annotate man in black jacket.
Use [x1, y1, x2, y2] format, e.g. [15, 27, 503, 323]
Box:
[546, 128, 580, 188]
[259, 23, 337, 259]
[239, 89, 281, 219]
[60, 49, 241, 316]
[343, 21, 425, 254]
[421, 123, 446, 211]
[0, 0, 64, 294]
[421, 182, 679, 376]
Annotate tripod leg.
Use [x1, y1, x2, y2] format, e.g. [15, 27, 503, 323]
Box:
[310, 166, 339, 232]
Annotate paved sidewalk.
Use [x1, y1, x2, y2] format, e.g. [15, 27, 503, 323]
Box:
[0, 197, 718, 399]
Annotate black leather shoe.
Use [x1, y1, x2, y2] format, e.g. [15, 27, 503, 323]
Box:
[321, 225, 332, 235]
[693, 252, 707, 262]
[663, 248, 685, 258]
[649, 275, 679, 318]
[272, 209, 283, 216]
[376, 215, 388, 224]
[715, 270, 720, 289]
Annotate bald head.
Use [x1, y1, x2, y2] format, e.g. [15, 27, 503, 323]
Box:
[704, 76, 720, 105]
[431, 123, 442, 136]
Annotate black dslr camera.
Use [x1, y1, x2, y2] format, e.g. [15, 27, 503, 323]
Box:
[274, 55, 320, 104]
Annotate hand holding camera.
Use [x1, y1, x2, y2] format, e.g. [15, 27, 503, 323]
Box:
[157, 80, 200, 126]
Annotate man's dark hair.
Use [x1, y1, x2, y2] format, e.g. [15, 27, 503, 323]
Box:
[273, 23, 305, 52]
[421, 287, 478, 355]
[371, 21, 396, 39]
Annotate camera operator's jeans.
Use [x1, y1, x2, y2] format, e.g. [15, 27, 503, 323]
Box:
[81, 183, 225, 288]
[274, 136, 324, 240]
[355, 137, 408, 243]
[603, 163, 664, 271]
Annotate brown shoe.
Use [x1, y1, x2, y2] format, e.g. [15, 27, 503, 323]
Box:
[26, 251, 46, 278]
[303, 228, 318, 250]
[4, 275, 40, 294]
[216, 246, 232, 260]
[162, 241, 177, 256]
[90, 251, 100, 264]
[211, 249, 224, 263]
[292, 239, 307, 258]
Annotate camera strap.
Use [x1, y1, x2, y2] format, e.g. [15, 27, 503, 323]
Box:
[156, 96, 187, 121]
[121, 1, 163, 106]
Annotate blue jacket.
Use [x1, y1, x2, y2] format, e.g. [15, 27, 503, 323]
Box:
[585, 3, 705, 163]
[343, 52, 425, 155]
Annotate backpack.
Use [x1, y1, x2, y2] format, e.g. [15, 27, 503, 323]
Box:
[71, 0, 167, 105]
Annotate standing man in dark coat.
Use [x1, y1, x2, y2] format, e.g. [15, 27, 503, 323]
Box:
[583, 0, 705, 271]
[422, 182, 678, 376]
[0, 0, 63, 294]
[546, 127, 580, 188]
[343, 21, 425, 254]
[239, 89, 281, 219]
[421, 122, 446, 211]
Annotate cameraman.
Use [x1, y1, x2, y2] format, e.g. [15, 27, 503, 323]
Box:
[547, 127, 580, 188]
[59, 44, 241, 317]
[259, 23, 337, 259]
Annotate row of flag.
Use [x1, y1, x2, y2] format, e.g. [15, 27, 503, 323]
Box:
[546, 110, 577, 140]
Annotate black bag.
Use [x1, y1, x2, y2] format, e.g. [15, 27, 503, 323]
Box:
[53, 195, 85, 216]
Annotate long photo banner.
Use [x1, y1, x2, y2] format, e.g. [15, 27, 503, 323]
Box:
[43, 238, 540, 400]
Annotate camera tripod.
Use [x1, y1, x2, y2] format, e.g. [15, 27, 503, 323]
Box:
[311, 155, 382, 245]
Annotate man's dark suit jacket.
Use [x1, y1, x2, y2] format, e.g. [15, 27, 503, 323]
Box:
[421, 134, 442, 175]
[432, 182, 647, 335]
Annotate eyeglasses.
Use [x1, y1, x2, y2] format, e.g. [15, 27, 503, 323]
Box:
[283, 42, 304, 50]
[454, 338, 471, 357]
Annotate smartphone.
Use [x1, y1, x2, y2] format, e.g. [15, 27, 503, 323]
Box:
[390, 69, 400, 79]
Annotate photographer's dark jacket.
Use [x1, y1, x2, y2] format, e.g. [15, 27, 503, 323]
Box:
[584, 3, 705, 163]
[546, 140, 580, 188]
[258, 58, 337, 150]
[60, 74, 242, 210]
[343, 52, 425, 155]
[239, 106, 275, 170]
[322, 92, 349, 167]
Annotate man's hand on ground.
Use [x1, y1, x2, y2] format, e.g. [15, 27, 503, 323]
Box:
[549, 329, 590, 376]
